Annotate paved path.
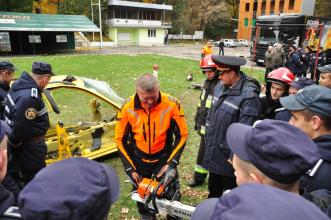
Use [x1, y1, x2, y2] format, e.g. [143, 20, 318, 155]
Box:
[77, 44, 264, 70]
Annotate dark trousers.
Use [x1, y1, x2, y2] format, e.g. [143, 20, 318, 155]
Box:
[1, 174, 21, 202]
[208, 172, 237, 198]
[8, 141, 47, 187]
[193, 135, 208, 182]
[219, 48, 224, 56]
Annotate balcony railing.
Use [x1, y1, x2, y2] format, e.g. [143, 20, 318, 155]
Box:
[107, 18, 171, 28]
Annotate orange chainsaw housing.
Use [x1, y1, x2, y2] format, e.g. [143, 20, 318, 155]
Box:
[138, 178, 165, 199]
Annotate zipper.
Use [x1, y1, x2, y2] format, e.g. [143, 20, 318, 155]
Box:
[153, 122, 156, 142]
[142, 123, 146, 142]
[148, 111, 151, 158]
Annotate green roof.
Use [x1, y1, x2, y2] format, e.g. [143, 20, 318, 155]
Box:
[0, 11, 100, 32]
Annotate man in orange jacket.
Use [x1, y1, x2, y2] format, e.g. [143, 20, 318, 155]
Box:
[115, 73, 188, 220]
[201, 41, 213, 59]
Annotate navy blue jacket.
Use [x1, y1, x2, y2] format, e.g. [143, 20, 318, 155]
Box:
[260, 96, 291, 121]
[0, 83, 10, 120]
[0, 184, 15, 219]
[202, 73, 261, 176]
[300, 134, 331, 193]
[4, 72, 49, 146]
[4, 72, 49, 172]
[286, 51, 303, 76]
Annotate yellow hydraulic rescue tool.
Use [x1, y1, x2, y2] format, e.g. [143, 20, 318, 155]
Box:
[56, 121, 72, 160]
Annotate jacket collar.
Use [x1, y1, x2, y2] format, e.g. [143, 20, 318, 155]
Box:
[222, 73, 245, 96]
[134, 91, 162, 111]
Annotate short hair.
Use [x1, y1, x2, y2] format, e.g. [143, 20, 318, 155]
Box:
[237, 157, 297, 191]
[135, 73, 160, 92]
[31, 73, 46, 80]
[301, 109, 331, 131]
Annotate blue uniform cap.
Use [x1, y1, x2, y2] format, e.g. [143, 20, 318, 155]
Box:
[191, 198, 218, 220]
[32, 61, 54, 75]
[290, 77, 315, 90]
[317, 64, 331, 73]
[226, 119, 319, 184]
[211, 55, 246, 71]
[18, 157, 120, 220]
[211, 183, 329, 220]
[280, 85, 331, 118]
[0, 61, 16, 71]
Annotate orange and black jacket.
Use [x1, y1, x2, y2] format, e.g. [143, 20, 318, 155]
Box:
[115, 92, 188, 175]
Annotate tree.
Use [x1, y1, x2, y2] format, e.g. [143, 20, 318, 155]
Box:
[0, 0, 33, 13]
[225, 0, 239, 19]
[314, 0, 331, 18]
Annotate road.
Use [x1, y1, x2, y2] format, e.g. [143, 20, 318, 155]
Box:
[77, 43, 264, 69]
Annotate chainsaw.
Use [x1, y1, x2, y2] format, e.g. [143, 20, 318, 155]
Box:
[131, 168, 196, 219]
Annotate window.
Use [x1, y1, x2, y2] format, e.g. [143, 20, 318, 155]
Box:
[245, 3, 250, 11]
[270, 1, 275, 11]
[118, 33, 131, 41]
[253, 2, 258, 11]
[289, 0, 295, 10]
[148, 29, 156, 37]
[28, 35, 41, 43]
[244, 18, 249, 27]
[261, 2, 266, 12]
[279, 0, 284, 11]
[56, 35, 67, 43]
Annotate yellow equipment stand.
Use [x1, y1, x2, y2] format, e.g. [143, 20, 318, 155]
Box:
[56, 121, 72, 160]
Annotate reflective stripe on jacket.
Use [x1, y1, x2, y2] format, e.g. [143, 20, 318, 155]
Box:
[115, 92, 188, 173]
[202, 73, 261, 176]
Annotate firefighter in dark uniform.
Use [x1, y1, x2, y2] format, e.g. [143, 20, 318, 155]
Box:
[0, 62, 22, 202]
[260, 67, 294, 121]
[115, 73, 188, 220]
[202, 55, 261, 198]
[188, 55, 219, 187]
[0, 61, 16, 120]
[4, 61, 53, 186]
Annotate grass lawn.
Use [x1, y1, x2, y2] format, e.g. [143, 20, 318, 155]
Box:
[7, 54, 264, 219]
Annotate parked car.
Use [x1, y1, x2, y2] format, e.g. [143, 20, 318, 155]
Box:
[238, 39, 250, 47]
[214, 39, 238, 47]
[43, 75, 124, 164]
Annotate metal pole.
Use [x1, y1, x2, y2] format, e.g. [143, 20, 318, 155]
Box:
[91, 0, 94, 42]
[251, 26, 260, 77]
[98, 0, 102, 51]
[313, 23, 324, 82]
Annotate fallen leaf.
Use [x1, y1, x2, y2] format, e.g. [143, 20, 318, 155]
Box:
[120, 207, 129, 214]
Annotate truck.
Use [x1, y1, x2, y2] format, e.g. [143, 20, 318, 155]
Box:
[251, 14, 331, 66]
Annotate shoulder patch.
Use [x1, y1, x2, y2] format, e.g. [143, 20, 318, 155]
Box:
[25, 108, 37, 120]
[31, 88, 38, 98]
[167, 95, 181, 110]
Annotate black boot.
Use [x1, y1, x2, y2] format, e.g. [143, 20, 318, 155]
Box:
[188, 171, 207, 187]
[188, 179, 204, 187]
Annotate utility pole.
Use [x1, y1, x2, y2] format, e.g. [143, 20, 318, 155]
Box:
[91, 0, 103, 49]
[91, 0, 94, 42]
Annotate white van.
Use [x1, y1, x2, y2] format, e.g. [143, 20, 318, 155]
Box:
[238, 39, 249, 47]
[223, 39, 238, 47]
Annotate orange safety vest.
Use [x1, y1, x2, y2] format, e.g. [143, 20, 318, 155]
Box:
[202, 46, 213, 57]
[115, 92, 188, 171]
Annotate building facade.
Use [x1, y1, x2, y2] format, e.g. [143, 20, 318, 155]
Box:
[106, 0, 172, 46]
[237, 0, 316, 40]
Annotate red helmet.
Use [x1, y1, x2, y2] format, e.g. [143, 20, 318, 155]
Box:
[267, 67, 294, 85]
[200, 55, 217, 72]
